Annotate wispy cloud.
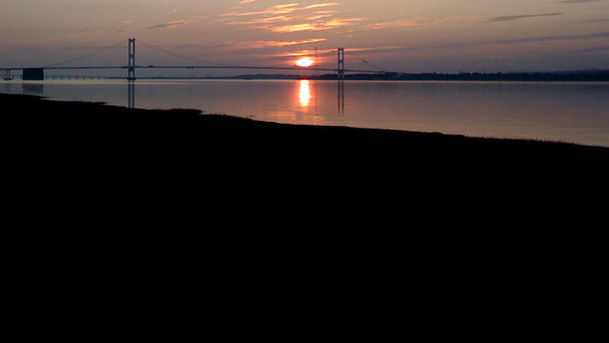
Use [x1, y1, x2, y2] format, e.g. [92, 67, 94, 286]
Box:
[408, 32, 608, 53]
[220, 2, 366, 33]
[231, 38, 327, 49]
[490, 12, 562, 22]
[146, 20, 190, 29]
[223, 3, 341, 17]
[304, 3, 340, 10]
[365, 18, 441, 30]
[79, 28, 100, 33]
[269, 17, 363, 32]
[576, 46, 609, 52]
[337, 32, 609, 56]
[485, 31, 609, 44]
[559, 0, 607, 3]
[225, 16, 294, 25]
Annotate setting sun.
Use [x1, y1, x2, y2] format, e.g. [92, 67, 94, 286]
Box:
[295, 57, 314, 68]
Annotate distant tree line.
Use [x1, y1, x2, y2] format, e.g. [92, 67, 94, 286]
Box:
[316, 70, 609, 81]
[124, 70, 609, 81]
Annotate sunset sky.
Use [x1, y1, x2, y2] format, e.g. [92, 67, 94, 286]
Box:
[1, 0, 608, 73]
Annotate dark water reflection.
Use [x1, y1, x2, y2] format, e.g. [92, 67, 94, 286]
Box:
[22, 83, 44, 95]
[2, 79, 608, 147]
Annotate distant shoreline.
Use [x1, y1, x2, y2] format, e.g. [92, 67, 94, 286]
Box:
[183, 70, 609, 82]
[4, 70, 608, 82]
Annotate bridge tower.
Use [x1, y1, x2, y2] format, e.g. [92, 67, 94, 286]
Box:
[128, 38, 136, 82]
[337, 48, 345, 80]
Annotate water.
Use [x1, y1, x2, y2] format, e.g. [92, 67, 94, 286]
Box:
[2, 79, 608, 147]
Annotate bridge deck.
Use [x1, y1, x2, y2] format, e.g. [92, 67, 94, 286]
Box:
[2, 65, 382, 74]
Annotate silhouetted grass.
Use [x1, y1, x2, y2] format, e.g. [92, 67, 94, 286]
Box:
[4, 92, 607, 169]
[5, 92, 608, 233]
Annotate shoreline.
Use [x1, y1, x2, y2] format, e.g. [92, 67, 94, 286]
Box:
[4, 93, 607, 157]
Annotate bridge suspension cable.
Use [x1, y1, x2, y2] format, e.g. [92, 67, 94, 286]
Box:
[1, 38, 391, 80]
[43, 40, 126, 68]
[357, 56, 384, 73]
[136, 40, 229, 67]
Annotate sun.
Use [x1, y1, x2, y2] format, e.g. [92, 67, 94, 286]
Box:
[295, 57, 315, 68]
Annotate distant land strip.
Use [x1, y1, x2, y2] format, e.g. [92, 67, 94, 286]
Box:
[100, 70, 609, 81]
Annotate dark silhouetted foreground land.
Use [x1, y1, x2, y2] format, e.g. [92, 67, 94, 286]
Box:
[4, 92, 607, 230]
[4, 93, 605, 303]
[4, 93, 606, 163]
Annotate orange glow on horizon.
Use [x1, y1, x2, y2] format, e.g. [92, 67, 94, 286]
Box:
[295, 57, 315, 67]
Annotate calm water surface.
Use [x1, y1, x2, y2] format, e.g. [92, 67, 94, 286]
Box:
[3, 79, 608, 147]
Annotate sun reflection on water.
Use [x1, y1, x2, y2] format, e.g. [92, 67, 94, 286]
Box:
[299, 79, 311, 107]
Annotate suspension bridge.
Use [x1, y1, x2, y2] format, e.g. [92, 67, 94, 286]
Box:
[1, 38, 385, 81]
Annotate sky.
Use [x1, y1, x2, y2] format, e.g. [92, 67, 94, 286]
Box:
[1, 0, 608, 73]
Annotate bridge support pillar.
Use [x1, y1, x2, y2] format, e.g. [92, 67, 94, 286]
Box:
[128, 38, 136, 82]
[337, 79, 344, 113]
[337, 48, 345, 80]
[23, 68, 44, 80]
[128, 83, 135, 109]
[3, 69, 12, 81]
